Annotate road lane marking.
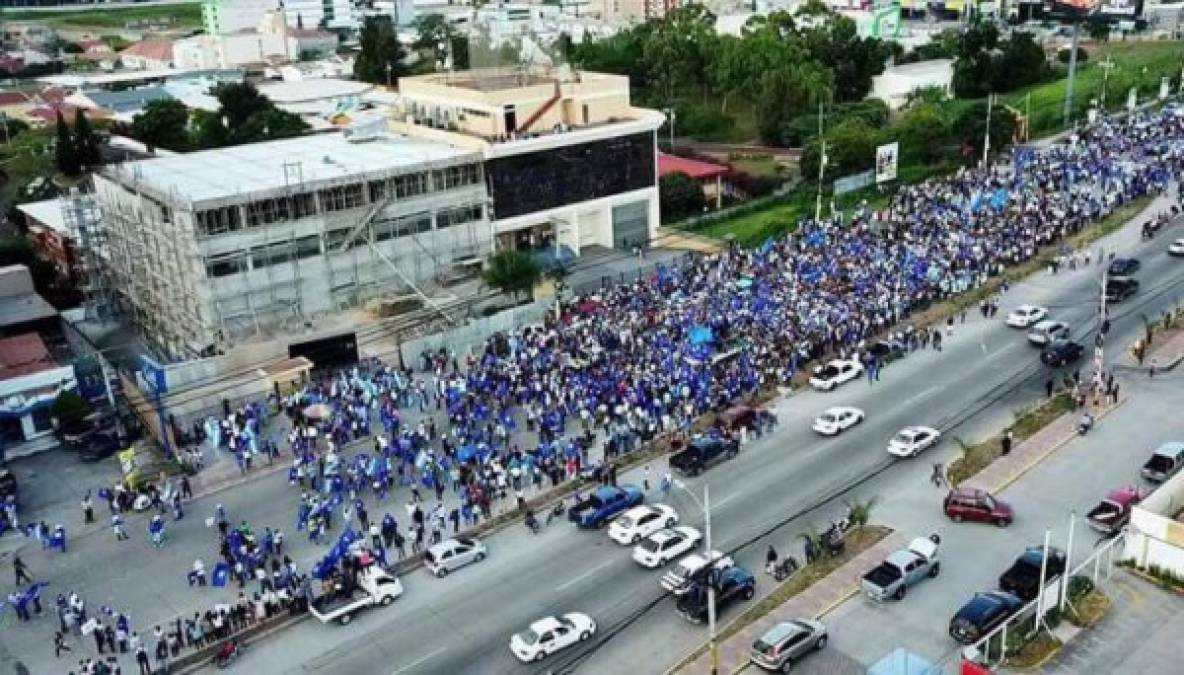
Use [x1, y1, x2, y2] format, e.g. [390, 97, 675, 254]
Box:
[390, 647, 445, 675]
[556, 559, 613, 592]
[713, 492, 740, 509]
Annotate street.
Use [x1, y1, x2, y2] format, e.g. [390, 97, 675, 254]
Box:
[180, 197, 1184, 675]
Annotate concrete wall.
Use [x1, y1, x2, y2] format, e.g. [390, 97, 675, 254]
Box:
[399, 300, 549, 366]
[1123, 469, 1184, 574]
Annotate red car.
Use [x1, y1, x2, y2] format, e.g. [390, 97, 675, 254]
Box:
[944, 487, 1013, 527]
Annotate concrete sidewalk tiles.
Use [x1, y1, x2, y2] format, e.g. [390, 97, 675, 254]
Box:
[679, 533, 906, 675]
[1147, 329, 1184, 369]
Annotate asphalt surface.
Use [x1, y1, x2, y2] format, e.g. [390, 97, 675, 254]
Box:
[199, 196, 1184, 675]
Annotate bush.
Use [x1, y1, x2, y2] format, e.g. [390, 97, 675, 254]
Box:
[1057, 47, 1089, 65]
[674, 102, 732, 141]
[52, 390, 91, 428]
[1066, 575, 1095, 604]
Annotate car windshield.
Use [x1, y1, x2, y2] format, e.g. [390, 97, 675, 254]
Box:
[819, 366, 838, 378]
[516, 629, 540, 646]
[559, 617, 575, 629]
[1146, 455, 1173, 471]
[820, 414, 836, 423]
[616, 515, 636, 528]
[893, 432, 914, 444]
[640, 539, 661, 553]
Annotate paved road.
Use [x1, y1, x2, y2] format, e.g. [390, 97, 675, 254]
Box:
[201, 198, 1184, 675]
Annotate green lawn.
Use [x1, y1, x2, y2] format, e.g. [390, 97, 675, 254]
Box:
[697, 198, 808, 246]
[728, 156, 784, 180]
[1, 2, 202, 29]
[1005, 40, 1184, 137]
[0, 129, 56, 207]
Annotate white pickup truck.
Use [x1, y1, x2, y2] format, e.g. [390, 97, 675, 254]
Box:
[660, 550, 734, 596]
[860, 534, 941, 602]
[309, 567, 404, 625]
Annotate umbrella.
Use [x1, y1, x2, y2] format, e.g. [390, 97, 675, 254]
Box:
[303, 403, 332, 420]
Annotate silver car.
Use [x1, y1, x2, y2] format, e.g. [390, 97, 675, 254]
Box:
[425, 536, 487, 577]
[749, 619, 827, 672]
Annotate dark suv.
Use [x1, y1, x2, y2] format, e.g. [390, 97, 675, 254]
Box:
[949, 591, 1023, 644]
[1107, 257, 1141, 277]
[677, 566, 755, 624]
[1040, 339, 1083, 367]
[1104, 277, 1139, 303]
[669, 435, 738, 476]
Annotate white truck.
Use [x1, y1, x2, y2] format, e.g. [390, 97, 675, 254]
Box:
[660, 550, 734, 596]
[309, 567, 404, 625]
[860, 534, 941, 602]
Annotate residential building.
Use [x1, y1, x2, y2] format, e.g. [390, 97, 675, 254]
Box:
[202, 0, 279, 35]
[1123, 461, 1184, 577]
[119, 40, 175, 71]
[658, 152, 729, 210]
[91, 132, 490, 361]
[600, 0, 680, 22]
[0, 333, 76, 443]
[395, 66, 664, 255]
[285, 0, 362, 30]
[17, 199, 81, 284]
[871, 59, 954, 110]
[65, 86, 175, 119]
[0, 265, 60, 341]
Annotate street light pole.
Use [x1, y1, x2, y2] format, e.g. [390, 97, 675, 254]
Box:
[704, 483, 717, 675]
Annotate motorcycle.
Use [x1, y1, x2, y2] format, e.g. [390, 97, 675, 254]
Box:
[214, 639, 243, 669]
[544, 500, 567, 526]
[772, 555, 800, 581]
[525, 511, 541, 534]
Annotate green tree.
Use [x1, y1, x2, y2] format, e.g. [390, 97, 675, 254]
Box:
[641, 5, 717, 104]
[1087, 20, 1111, 43]
[483, 249, 541, 299]
[73, 107, 101, 168]
[191, 109, 228, 149]
[354, 15, 407, 85]
[413, 13, 459, 70]
[952, 101, 1017, 159]
[1, 115, 29, 141]
[213, 82, 271, 134]
[237, 107, 310, 142]
[659, 172, 707, 223]
[798, 12, 890, 102]
[800, 117, 879, 183]
[54, 110, 80, 177]
[132, 98, 191, 151]
[51, 390, 91, 429]
[896, 103, 949, 164]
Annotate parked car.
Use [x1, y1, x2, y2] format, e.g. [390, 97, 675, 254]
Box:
[886, 426, 941, 458]
[1141, 441, 1184, 482]
[669, 436, 738, 476]
[1107, 257, 1141, 277]
[59, 412, 114, 448]
[948, 591, 1023, 644]
[608, 504, 678, 545]
[861, 534, 941, 602]
[749, 619, 828, 673]
[660, 550, 734, 596]
[424, 536, 487, 577]
[1040, 339, 1083, 367]
[1086, 486, 1141, 535]
[1168, 239, 1184, 256]
[1104, 277, 1139, 302]
[569, 485, 645, 529]
[866, 338, 906, 365]
[999, 545, 1067, 602]
[78, 430, 122, 462]
[811, 406, 864, 436]
[943, 487, 1013, 527]
[308, 566, 403, 625]
[1027, 320, 1070, 346]
[808, 359, 863, 391]
[632, 527, 702, 569]
[677, 566, 755, 624]
[508, 612, 596, 663]
[1005, 304, 1048, 328]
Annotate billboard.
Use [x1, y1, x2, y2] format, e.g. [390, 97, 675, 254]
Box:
[876, 142, 899, 183]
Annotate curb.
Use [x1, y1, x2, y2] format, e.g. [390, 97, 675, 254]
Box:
[990, 397, 1128, 494]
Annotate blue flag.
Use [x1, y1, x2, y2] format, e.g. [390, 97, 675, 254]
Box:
[212, 562, 231, 587]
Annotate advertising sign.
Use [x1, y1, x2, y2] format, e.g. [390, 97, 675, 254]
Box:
[875, 142, 899, 183]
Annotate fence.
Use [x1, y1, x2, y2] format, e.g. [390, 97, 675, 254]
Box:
[567, 250, 699, 297]
[398, 300, 551, 366]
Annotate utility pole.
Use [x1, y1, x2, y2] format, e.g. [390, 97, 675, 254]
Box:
[1099, 56, 1116, 109]
[1096, 266, 1108, 380]
[982, 93, 994, 167]
[1063, 20, 1081, 126]
[704, 483, 717, 675]
[815, 100, 826, 224]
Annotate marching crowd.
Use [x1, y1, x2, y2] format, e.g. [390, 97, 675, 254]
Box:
[4, 105, 1184, 674]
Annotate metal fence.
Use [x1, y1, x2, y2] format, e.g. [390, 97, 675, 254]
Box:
[568, 250, 699, 297]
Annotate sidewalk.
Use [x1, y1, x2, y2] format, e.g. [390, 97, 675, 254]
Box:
[1145, 328, 1184, 370]
[678, 532, 905, 675]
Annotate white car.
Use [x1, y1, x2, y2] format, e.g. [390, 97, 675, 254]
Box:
[607, 504, 678, 545]
[424, 536, 487, 578]
[1027, 320, 1069, 346]
[661, 549, 734, 595]
[632, 526, 703, 568]
[1170, 239, 1184, 257]
[509, 612, 597, 663]
[812, 406, 865, 436]
[809, 359, 864, 391]
[886, 426, 942, 457]
[1005, 304, 1048, 328]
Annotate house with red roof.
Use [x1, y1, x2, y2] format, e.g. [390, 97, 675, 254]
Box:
[120, 40, 175, 71]
[657, 151, 731, 209]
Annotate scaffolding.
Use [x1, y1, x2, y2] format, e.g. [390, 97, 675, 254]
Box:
[61, 186, 116, 322]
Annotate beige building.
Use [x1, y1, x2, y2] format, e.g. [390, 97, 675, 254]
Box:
[599, 0, 680, 22]
[395, 67, 665, 255]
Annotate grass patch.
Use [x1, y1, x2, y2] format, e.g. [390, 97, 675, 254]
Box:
[674, 524, 891, 669]
[0, 129, 55, 206]
[1005, 40, 1184, 137]
[729, 156, 784, 180]
[1067, 588, 1111, 628]
[947, 392, 1073, 486]
[696, 197, 808, 246]
[1, 3, 202, 29]
[1005, 631, 1063, 669]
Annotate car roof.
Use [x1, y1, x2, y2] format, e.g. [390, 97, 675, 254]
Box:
[593, 486, 623, 499]
[1032, 320, 1063, 330]
[529, 617, 562, 633]
[649, 528, 680, 542]
[950, 486, 987, 499]
[758, 621, 808, 644]
[620, 505, 654, 519]
[721, 566, 753, 582]
[1016, 304, 1040, 312]
[1153, 442, 1184, 457]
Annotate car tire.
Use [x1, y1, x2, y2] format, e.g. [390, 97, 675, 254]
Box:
[580, 631, 591, 641]
[742, 586, 755, 601]
[995, 518, 1010, 528]
[632, 534, 641, 544]
[436, 567, 448, 578]
[339, 613, 352, 626]
[779, 657, 794, 674]
[533, 651, 546, 662]
[951, 514, 964, 523]
[665, 518, 675, 527]
[816, 635, 827, 650]
[894, 585, 906, 601]
[475, 552, 486, 562]
[929, 562, 940, 578]
[380, 595, 394, 607]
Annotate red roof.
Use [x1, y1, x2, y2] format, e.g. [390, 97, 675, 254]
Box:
[657, 152, 729, 180]
[0, 333, 56, 379]
[0, 91, 30, 106]
[26, 103, 106, 123]
[120, 40, 174, 62]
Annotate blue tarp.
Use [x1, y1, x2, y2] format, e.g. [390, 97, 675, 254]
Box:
[867, 648, 940, 675]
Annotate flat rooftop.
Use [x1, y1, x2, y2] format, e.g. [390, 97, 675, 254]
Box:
[106, 132, 479, 205]
[17, 198, 70, 236]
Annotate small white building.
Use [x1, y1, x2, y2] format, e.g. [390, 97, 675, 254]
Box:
[871, 59, 954, 110]
[0, 333, 76, 442]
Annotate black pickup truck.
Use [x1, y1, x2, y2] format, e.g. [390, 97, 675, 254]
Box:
[998, 545, 1066, 602]
[669, 436, 739, 476]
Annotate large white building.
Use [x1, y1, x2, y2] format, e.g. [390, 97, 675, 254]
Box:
[93, 133, 489, 361]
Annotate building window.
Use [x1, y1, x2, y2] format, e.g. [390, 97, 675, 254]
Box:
[437, 204, 482, 229]
[205, 254, 247, 278]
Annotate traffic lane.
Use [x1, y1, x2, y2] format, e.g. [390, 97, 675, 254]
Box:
[818, 364, 1184, 671]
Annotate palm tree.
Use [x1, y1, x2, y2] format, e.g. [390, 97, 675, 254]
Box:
[482, 249, 540, 301]
[845, 496, 880, 531]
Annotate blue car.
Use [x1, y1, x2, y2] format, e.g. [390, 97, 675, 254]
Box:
[948, 591, 1022, 644]
[568, 485, 645, 528]
[677, 566, 756, 624]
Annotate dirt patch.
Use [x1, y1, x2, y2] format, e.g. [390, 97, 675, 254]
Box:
[1005, 631, 1064, 669]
